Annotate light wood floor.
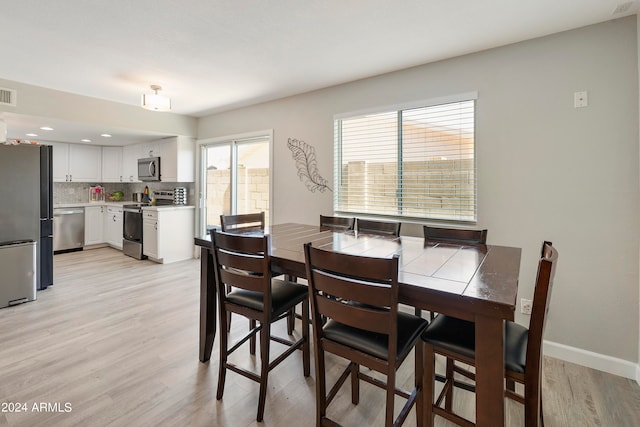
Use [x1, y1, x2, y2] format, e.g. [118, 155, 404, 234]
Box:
[0, 247, 639, 426]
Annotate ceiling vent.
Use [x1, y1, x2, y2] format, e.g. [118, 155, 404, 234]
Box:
[612, 2, 635, 14]
[0, 87, 17, 107]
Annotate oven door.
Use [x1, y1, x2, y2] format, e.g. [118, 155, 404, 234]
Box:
[123, 209, 142, 242]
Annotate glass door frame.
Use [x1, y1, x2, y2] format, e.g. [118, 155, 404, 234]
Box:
[195, 129, 274, 238]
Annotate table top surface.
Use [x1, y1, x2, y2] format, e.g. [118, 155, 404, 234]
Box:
[195, 222, 522, 319]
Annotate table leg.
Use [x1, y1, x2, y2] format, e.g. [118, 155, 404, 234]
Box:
[474, 314, 505, 426]
[199, 246, 216, 362]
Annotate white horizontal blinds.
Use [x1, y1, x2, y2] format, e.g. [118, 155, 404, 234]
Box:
[337, 111, 399, 216]
[401, 100, 475, 221]
[335, 98, 476, 221]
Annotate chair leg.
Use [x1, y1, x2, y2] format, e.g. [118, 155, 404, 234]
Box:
[249, 319, 257, 355]
[524, 374, 542, 427]
[415, 307, 422, 317]
[315, 345, 327, 427]
[444, 358, 454, 411]
[385, 368, 396, 427]
[351, 363, 360, 405]
[226, 284, 232, 331]
[256, 320, 271, 422]
[216, 310, 229, 400]
[415, 342, 424, 427]
[423, 342, 435, 427]
[302, 299, 311, 377]
[287, 308, 295, 335]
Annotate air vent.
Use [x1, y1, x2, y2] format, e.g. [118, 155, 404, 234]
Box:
[0, 87, 17, 106]
[612, 2, 634, 14]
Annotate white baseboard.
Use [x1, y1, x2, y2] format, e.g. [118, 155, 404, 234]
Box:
[544, 340, 638, 382]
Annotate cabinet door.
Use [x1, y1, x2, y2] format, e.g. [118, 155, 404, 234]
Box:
[84, 206, 104, 245]
[122, 144, 141, 182]
[143, 217, 158, 258]
[102, 147, 123, 182]
[104, 207, 123, 249]
[49, 142, 70, 182]
[69, 144, 102, 182]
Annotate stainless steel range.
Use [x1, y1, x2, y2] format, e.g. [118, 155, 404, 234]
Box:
[123, 203, 148, 260]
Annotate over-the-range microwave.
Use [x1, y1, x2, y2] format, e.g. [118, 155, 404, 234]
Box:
[138, 157, 161, 181]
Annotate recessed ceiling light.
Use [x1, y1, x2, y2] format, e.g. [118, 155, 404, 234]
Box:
[26, 133, 38, 137]
[81, 139, 92, 143]
[101, 133, 112, 138]
[40, 126, 54, 131]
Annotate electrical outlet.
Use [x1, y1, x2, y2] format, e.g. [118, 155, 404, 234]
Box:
[521, 298, 533, 315]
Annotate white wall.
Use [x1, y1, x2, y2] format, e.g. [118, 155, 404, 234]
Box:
[199, 17, 640, 373]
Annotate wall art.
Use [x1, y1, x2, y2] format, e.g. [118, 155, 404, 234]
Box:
[287, 138, 332, 193]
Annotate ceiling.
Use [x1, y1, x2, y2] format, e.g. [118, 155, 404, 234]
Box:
[1, 0, 637, 145]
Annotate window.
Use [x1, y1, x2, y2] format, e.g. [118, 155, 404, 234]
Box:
[200, 134, 271, 231]
[334, 96, 476, 222]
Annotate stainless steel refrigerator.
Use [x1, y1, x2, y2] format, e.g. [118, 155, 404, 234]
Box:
[0, 144, 54, 301]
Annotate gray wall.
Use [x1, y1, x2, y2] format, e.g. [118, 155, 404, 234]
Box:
[198, 17, 640, 366]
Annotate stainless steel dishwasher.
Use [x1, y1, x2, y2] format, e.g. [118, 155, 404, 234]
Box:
[53, 208, 85, 252]
[0, 240, 37, 308]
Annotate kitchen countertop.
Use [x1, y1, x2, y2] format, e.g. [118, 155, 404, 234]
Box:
[54, 202, 195, 210]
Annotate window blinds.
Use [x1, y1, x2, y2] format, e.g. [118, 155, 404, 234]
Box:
[334, 99, 476, 222]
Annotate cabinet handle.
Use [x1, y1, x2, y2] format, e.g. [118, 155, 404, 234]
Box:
[154, 222, 158, 230]
[69, 174, 72, 181]
[113, 215, 116, 222]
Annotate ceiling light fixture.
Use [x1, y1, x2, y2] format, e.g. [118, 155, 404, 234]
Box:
[40, 126, 54, 131]
[101, 133, 112, 138]
[26, 133, 38, 137]
[141, 85, 171, 112]
[81, 139, 92, 143]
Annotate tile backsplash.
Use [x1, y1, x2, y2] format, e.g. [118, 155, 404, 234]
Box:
[54, 182, 195, 205]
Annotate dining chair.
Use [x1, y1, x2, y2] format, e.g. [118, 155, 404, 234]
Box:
[211, 230, 310, 422]
[220, 212, 298, 335]
[421, 226, 488, 320]
[220, 212, 265, 233]
[421, 241, 558, 427]
[304, 242, 429, 427]
[356, 218, 401, 237]
[319, 214, 355, 231]
[423, 225, 488, 246]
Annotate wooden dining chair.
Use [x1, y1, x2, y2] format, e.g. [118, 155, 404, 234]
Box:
[423, 225, 488, 246]
[356, 218, 401, 237]
[422, 241, 558, 427]
[319, 214, 355, 231]
[304, 242, 429, 427]
[211, 230, 310, 422]
[220, 212, 265, 233]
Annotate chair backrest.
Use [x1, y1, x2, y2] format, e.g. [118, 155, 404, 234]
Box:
[356, 219, 401, 237]
[525, 241, 558, 374]
[423, 225, 487, 245]
[220, 212, 265, 233]
[304, 243, 400, 355]
[211, 230, 272, 303]
[319, 215, 355, 231]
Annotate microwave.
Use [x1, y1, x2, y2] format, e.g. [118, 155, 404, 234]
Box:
[138, 157, 161, 181]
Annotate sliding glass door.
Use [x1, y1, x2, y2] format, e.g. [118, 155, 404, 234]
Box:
[200, 133, 271, 233]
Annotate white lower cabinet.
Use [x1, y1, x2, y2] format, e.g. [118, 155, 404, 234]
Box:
[104, 206, 123, 249]
[84, 206, 105, 246]
[142, 207, 194, 263]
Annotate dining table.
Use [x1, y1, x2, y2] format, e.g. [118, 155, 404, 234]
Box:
[194, 222, 521, 427]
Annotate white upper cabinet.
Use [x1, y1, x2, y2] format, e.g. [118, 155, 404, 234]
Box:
[120, 137, 195, 183]
[157, 136, 195, 182]
[122, 144, 141, 183]
[49, 142, 102, 182]
[102, 146, 123, 182]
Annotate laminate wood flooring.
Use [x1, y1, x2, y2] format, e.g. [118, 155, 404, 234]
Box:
[0, 248, 638, 426]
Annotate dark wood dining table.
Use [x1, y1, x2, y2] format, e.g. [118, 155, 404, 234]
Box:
[194, 222, 521, 427]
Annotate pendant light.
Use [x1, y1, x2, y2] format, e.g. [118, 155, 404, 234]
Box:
[141, 85, 171, 111]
